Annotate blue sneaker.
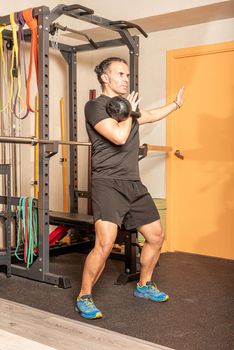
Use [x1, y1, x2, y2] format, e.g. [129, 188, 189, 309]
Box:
[134, 281, 169, 302]
[75, 294, 103, 319]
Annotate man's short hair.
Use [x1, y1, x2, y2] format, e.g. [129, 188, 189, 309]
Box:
[94, 57, 128, 86]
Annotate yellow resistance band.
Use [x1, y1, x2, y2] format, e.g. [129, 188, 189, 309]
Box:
[9, 13, 24, 115]
[0, 24, 9, 112]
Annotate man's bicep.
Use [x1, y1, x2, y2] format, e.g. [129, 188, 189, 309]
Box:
[94, 118, 120, 145]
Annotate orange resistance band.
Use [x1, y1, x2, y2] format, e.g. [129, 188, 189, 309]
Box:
[22, 8, 38, 112]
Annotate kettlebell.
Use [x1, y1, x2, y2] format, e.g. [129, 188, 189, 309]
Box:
[106, 96, 132, 122]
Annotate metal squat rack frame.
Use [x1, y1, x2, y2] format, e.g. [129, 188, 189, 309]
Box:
[0, 4, 147, 288]
[0, 165, 11, 277]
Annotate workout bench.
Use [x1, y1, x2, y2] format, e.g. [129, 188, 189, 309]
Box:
[49, 211, 141, 284]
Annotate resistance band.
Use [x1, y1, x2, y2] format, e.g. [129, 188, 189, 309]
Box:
[13, 11, 30, 119]
[0, 24, 9, 112]
[9, 13, 25, 115]
[15, 196, 38, 268]
[22, 8, 38, 112]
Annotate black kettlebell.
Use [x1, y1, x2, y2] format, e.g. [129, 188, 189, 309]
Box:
[106, 96, 132, 122]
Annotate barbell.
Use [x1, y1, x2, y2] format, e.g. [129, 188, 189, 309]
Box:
[0, 136, 91, 147]
[0, 136, 172, 153]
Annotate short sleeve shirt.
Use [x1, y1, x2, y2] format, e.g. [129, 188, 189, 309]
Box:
[85, 94, 140, 180]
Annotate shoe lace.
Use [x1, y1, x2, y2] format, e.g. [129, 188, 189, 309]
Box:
[147, 282, 159, 291]
[82, 297, 96, 309]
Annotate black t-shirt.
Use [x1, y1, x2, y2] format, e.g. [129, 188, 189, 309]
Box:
[85, 94, 140, 180]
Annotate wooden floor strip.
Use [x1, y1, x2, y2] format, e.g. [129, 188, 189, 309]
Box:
[0, 329, 57, 350]
[0, 298, 173, 350]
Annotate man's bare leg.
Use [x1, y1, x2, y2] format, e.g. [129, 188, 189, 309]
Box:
[138, 220, 164, 285]
[134, 220, 168, 302]
[79, 220, 118, 297]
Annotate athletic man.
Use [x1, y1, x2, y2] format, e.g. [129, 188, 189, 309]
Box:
[75, 57, 184, 319]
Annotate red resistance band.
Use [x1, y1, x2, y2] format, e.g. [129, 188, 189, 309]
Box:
[22, 8, 38, 112]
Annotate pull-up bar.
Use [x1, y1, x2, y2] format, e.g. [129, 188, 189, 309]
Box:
[50, 22, 98, 49]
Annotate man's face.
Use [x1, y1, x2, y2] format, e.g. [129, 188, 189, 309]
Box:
[102, 61, 130, 96]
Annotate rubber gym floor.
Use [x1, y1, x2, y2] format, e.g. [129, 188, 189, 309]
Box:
[0, 251, 233, 350]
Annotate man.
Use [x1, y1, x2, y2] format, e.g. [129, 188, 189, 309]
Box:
[75, 57, 184, 319]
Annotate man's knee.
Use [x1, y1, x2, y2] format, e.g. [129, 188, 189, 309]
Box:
[95, 240, 114, 259]
[151, 227, 164, 246]
[158, 229, 165, 245]
[139, 221, 165, 246]
[95, 219, 118, 258]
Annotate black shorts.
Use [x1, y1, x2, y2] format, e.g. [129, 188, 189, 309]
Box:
[91, 178, 160, 230]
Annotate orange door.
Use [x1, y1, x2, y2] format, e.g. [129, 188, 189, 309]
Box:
[166, 41, 234, 260]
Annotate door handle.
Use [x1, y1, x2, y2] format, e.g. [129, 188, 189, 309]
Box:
[174, 149, 184, 160]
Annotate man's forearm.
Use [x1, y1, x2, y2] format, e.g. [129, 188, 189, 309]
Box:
[141, 101, 178, 123]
